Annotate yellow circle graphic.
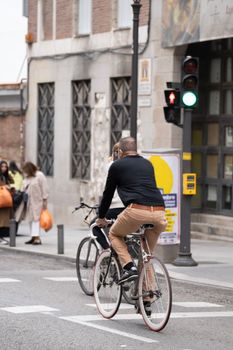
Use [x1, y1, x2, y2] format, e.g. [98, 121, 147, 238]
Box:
[149, 155, 173, 194]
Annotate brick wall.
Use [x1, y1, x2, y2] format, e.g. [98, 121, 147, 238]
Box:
[56, 0, 73, 39]
[0, 115, 24, 165]
[140, 0, 150, 26]
[93, 0, 112, 34]
[28, 0, 37, 42]
[28, 0, 150, 41]
[44, 0, 53, 40]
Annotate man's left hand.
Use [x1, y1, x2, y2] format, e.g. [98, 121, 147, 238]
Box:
[96, 218, 108, 228]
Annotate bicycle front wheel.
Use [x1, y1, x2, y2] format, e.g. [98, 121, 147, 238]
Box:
[94, 250, 122, 318]
[138, 256, 172, 332]
[76, 237, 99, 296]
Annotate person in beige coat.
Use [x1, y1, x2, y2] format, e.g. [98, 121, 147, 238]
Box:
[16, 162, 49, 245]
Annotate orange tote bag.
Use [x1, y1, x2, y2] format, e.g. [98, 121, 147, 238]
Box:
[0, 186, 13, 208]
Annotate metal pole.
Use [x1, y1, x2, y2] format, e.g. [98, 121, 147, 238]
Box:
[9, 219, 16, 247]
[173, 110, 197, 266]
[130, 1, 142, 142]
[57, 224, 64, 254]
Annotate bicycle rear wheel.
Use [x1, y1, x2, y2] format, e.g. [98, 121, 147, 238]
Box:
[76, 237, 99, 296]
[138, 256, 172, 332]
[94, 250, 122, 318]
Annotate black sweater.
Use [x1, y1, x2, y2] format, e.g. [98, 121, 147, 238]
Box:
[99, 155, 165, 218]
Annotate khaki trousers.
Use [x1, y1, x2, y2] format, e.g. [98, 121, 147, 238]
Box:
[109, 207, 167, 267]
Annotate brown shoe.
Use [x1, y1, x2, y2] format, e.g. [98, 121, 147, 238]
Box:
[32, 238, 42, 245]
[25, 238, 35, 244]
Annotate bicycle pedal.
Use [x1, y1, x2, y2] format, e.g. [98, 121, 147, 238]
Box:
[123, 285, 130, 291]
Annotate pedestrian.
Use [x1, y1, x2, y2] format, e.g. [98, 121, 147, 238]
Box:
[0, 160, 14, 244]
[96, 137, 167, 310]
[91, 143, 124, 249]
[15, 162, 49, 245]
[9, 161, 23, 191]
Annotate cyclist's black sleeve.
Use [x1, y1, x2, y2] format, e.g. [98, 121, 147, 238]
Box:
[98, 164, 117, 218]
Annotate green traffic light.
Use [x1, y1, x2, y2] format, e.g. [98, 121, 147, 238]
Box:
[182, 91, 197, 107]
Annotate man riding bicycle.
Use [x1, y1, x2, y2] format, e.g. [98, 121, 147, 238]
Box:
[96, 136, 167, 286]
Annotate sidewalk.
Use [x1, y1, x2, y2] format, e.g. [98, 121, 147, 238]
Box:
[1, 223, 233, 289]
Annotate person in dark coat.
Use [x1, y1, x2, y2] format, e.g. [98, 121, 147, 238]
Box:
[0, 161, 14, 244]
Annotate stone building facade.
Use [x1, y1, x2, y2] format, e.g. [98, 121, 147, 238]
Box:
[25, 0, 233, 233]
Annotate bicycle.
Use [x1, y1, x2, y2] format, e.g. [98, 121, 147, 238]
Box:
[93, 224, 172, 332]
[73, 202, 102, 296]
[74, 202, 136, 304]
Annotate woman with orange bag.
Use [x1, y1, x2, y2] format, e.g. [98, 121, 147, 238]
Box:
[0, 160, 14, 244]
[15, 162, 49, 245]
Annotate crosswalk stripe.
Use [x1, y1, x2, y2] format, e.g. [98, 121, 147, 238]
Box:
[60, 318, 157, 343]
[60, 310, 233, 323]
[173, 302, 223, 308]
[0, 278, 21, 283]
[43, 277, 78, 282]
[0, 305, 59, 314]
[86, 303, 134, 310]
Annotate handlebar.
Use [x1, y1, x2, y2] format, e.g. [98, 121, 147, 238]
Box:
[72, 202, 99, 213]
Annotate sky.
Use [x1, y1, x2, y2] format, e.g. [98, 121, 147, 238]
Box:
[0, 0, 28, 84]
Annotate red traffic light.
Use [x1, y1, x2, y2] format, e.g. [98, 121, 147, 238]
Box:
[169, 92, 176, 105]
[164, 90, 180, 107]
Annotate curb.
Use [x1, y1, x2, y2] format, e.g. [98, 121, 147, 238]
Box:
[0, 246, 76, 264]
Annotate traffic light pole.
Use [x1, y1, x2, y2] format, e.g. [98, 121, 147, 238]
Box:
[173, 109, 198, 266]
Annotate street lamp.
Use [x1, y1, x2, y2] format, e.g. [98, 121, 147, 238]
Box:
[130, 0, 142, 142]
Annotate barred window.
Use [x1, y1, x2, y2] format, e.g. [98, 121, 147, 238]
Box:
[72, 80, 91, 179]
[111, 77, 131, 150]
[37, 83, 54, 176]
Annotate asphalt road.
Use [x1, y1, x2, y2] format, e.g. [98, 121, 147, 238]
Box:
[0, 250, 232, 350]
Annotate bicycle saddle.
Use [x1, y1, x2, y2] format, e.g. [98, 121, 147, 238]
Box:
[141, 224, 154, 229]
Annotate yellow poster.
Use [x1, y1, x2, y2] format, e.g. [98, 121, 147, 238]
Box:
[143, 152, 180, 245]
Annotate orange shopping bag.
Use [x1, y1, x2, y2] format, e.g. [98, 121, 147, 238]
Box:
[0, 186, 13, 208]
[40, 209, 53, 232]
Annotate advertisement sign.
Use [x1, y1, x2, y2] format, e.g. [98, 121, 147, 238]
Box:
[143, 152, 180, 245]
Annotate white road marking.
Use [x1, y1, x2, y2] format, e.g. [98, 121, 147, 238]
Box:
[60, 318, 157, 343]
[0, 305, 59, 314]
[173, 302, 223, 308]
[43, 277, 78, 282]
[60, 310, 233, 323]
[0, 278, 21, 283]
[86, 303, 134, 310]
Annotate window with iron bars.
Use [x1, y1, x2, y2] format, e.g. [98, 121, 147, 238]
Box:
[71, 80, 91, 180]
[110, 77, 131, 151]
[37, 83, 55, 176]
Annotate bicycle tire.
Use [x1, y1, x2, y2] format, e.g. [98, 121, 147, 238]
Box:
[138, 256, 172, 332]
[76, 237, 99, 296]
[94, 250, 122, 318]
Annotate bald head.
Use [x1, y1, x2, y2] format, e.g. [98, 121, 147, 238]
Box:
[119, 137, 137, 153]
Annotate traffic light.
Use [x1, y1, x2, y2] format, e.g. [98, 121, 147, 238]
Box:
[180, 56, 199, 109]
[164, 90, 180, 107]
[163, 89, 181, 126]
[163, 106, 181, 126]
